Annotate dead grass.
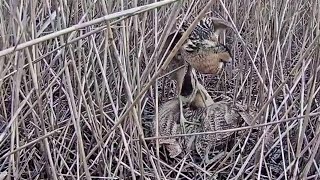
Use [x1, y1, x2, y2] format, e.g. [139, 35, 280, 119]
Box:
[0, 0, 319, 179]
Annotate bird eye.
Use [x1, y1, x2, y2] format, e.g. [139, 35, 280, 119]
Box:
[185, 45, 195, 52]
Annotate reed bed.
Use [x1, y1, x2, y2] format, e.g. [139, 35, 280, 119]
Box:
[0, 0, 319, 179]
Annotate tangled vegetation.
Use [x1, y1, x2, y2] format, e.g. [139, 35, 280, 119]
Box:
[0, 0, 319, 179]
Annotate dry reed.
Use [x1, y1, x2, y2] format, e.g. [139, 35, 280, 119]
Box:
[0, 0, 319, 179]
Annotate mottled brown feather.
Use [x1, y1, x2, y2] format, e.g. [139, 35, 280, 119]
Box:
[152, 99, 182, 158]
[178, 17, 232, 75]
[152, 94, 255, 160]
[183, 82, 255, 162]
[181, 43, 232, 74]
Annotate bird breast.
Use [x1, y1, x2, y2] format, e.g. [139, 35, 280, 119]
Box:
[181, 48, 225, 74]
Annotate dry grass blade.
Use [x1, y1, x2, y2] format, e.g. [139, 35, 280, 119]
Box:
[0, 0, 178, 57]
[0, 0, 319, 179]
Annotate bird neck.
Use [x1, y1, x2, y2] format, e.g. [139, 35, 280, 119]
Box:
[190, 83, 214, 108]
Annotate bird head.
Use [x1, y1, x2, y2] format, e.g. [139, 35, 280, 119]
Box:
[180, 17, 231, 44]
[179, 17, 233, 71]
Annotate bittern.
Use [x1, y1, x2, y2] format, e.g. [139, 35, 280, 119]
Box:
[152, 65, 200, 158]
[153, 67, 255, 161]
[180, 17, 233, 75]
[152, 97, 202, 158]
[152, 98, 183, 158]
[158, 31, 187, 95]
[180, 72, 253, 163]
[159, 17, 232, 95]
[186, 94, 254, 164]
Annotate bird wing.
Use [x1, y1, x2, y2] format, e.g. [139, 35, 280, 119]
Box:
[154, 100, 180, 144]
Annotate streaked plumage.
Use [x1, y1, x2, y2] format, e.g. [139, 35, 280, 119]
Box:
[152, 94, 254, 161]
[180, 17, 232, 74]
[152, 98, 200, 158]
[181, 66, 255, 162]
[152, 69, 255, 160]
[185, 98, 250, 163]
[152, 66, 199, 158]
[152, 98, 182, 158]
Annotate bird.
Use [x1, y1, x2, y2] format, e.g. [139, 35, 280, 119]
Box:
[158, 17, 232, 95]
[152, 98, 183, 158]
[179, 17, 233, 75]
[158, 31, 187, 95]
[152, 65, 200, 158]
[151, 97, 201, 158]
[152, 66, 255, 161]
[186, 95, 251, 164]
